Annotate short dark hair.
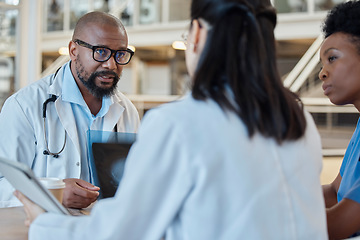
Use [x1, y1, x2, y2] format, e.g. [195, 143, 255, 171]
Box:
[322, 1, 360, 38]
[322, 1, 360, 53]
[190, 0, 306, 143]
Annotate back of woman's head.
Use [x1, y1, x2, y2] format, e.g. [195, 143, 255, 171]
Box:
[190, 0, 306, 143]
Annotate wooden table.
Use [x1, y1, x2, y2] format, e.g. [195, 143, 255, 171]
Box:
[0, 207, 28, 240]
[0, 205, 92, 240]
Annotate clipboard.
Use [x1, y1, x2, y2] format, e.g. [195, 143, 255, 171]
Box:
[0, 157, 70, 215]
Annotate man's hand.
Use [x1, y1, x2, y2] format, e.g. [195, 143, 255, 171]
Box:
[14, 190, 45, 227]
[62, 178, 100, 209]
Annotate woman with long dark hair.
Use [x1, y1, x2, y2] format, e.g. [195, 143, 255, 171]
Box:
[16, 0, 327, 239]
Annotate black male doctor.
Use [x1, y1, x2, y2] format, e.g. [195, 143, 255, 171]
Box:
[0, 11, 139, 209]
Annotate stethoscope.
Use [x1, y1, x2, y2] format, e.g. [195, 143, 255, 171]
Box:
[42, 94, 66, 158]
[42, 67, 66, 158]
[42, 96, 118, 158]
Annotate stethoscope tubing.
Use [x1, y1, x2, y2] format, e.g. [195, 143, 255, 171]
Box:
[42, 94, 67, 158]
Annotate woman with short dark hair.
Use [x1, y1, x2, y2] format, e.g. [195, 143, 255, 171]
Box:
[320, 1, 360, 239]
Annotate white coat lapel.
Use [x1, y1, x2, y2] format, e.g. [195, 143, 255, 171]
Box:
[47, 63, 81, 156]
[103, 101, 124, 132]
[55, 98, 81, 156]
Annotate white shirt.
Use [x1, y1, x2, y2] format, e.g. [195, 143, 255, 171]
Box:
[29, 94, 327, 240]
[0, 61, 140, 207]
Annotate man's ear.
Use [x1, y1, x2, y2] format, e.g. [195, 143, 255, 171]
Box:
[68, 40, 77, 61]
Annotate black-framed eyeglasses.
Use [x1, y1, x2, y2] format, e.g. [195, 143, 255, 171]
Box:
[74, 39, 134, 65]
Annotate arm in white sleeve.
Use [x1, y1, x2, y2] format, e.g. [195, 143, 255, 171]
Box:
[29, 108, 194, 240]
[0, 96, 37, 207]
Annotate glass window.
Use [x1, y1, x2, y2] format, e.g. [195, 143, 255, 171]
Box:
[169, 0, 190, 21]
[315, 0, 343, 11]
[0, 0, 19, 4]
[93, 0, 134, 26]
[0, 8, 17, 37]
[120, 0, 134, 26]
[46, 0, 64, 32]
[70, 0, 89, 29]
[139, 0, 161, 25]
[0, 8, 16, 109]
[274, 0, 307, 13]
[94, 0, 110, 13]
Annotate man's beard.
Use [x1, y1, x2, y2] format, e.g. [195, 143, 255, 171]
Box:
[77, 70, 120, 98]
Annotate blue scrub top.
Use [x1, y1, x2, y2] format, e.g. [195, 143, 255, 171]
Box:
[338, 118, 360, 203]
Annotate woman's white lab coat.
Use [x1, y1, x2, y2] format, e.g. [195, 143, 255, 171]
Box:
[0, 63, 140, 207]
[29, 95, 327, 240]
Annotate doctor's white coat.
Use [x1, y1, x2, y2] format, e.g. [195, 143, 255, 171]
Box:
[0, 63, 139, 207]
